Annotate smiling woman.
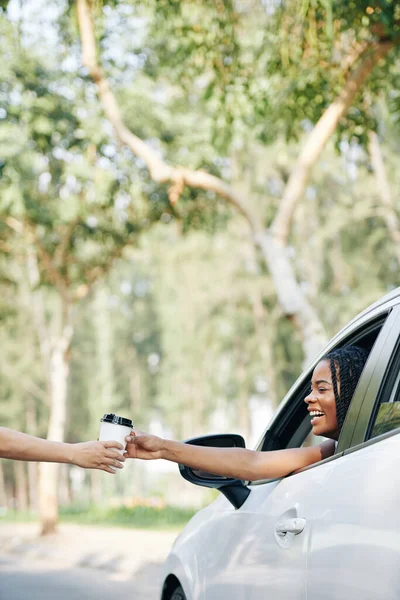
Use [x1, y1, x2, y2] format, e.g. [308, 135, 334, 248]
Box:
[123, 346, 370, 481]
[305, 346, 369, 440]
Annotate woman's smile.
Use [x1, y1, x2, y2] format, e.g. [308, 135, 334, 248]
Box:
[309, 410, 325, 426]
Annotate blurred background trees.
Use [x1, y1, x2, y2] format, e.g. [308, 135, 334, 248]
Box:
[1, 0, 400, 533]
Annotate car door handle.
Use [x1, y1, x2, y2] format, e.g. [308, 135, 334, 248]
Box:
[275, 517, 306, 536]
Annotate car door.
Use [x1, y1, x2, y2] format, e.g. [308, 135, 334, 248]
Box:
[203, 453, 350, 600]
[202, 309, 395, 600]
[306, 306, 400, 600]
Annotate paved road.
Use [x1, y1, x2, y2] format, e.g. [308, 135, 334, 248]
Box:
[0, 554, 162, 600]
[0, 523, 179, 600]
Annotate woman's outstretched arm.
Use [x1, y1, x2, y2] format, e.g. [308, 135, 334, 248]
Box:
[0, 427, 125, 474]
[125, 430, 336, 481]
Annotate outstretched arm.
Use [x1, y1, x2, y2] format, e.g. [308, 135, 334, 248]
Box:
[125, 431, 336, 481]
[0, 427, 125, 474]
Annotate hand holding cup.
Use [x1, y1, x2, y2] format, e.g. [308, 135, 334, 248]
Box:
[70, 440, 125, 474]
[124, 429, 164, 460]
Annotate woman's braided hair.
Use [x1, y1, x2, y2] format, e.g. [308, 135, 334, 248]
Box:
[322, 345, 369, 432]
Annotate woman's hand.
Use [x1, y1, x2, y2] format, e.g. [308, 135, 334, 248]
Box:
[124, 430, 164, 460]
[69, 440, 125, 474]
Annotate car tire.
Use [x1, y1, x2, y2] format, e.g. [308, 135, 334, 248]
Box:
[170, 584, 187, 600]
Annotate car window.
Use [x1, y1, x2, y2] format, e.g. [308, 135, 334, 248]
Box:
[257, 314, 388, 459]
[367, 339, 400, 440]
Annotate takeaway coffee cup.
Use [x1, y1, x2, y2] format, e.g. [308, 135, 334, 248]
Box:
[99, 413, 133, 453]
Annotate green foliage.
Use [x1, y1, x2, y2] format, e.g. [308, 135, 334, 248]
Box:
[0, 503, 197, 529]
[141, 0, 400, 149]
[0, 26, 154, 295]
[58, 503, 196, 529]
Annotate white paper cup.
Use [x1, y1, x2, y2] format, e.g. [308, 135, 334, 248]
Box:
[99, 414, 133, 455]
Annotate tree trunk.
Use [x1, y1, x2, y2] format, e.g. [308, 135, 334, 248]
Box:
[58, 464, 71, 507]
[94, 286, 115, 412]
[26, 396, 39, 511]
[39, 462, 60, 534]
[90, 469, 103, 505]
[5, 478, 15, 510]
[0, 461, 7, 510]
[25, 247, 68, 533]
[253, 231, 327, 366]
[129, 347, 142, 417]
[39, 308, 73, 535]
[14, 461, 28, 512]
[27, 463, 38, 512]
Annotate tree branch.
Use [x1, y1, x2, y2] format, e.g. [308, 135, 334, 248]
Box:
[71, 242, 130, 302]
[29, 230, 70, 303]
[341, 40, 370, 76]
[25, 245, 53, 376]
[7, 216, 70, 302]
[270, 40, 394, 246]
[54, 218, 80, 271]
[76, 0, 259, 233]
[368, 130, 400, 264]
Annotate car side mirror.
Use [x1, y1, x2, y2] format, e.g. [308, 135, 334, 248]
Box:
[178, 433, 251, 509]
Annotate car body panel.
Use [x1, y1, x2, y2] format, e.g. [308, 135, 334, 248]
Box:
[199, 479, 306, 600]
[163, 455, 350, 600]
[161, 498, 233, 600]
[307, 433, 400, 600]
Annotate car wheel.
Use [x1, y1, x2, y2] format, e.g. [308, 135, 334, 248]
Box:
[170, 584, 187, 600]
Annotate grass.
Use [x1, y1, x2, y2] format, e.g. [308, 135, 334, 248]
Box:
[0, 504, 197, 530]
[60, 504, 197, 529]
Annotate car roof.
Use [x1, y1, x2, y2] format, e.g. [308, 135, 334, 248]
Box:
[344, 286, 400, 329]
[305, 286, 400, 372]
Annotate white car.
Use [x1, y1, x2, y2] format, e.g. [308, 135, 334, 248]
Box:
[160, 287, 400, 600]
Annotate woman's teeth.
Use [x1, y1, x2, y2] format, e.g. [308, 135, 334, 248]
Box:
[310, 411, 325, 418]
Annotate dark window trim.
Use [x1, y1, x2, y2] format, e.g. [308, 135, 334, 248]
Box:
[345, 306, 400, 449]
[365, 336, 400, 440]
[335, 310, 393, 451]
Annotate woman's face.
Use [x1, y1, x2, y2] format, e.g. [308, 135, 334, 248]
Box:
[304, 359, 340, 440]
